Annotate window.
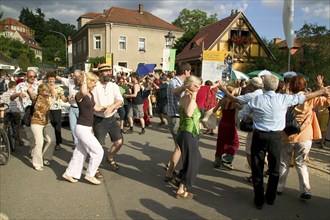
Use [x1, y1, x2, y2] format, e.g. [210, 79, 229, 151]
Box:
[119, 36, 126, 50]
[94, 35, 101, 50]
[118, 62, 127, 68]
[138, 38, 145, 51]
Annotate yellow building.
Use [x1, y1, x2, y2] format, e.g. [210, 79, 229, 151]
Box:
[176, 12, 275, 77]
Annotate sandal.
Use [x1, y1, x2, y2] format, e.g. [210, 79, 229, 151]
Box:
[163, 163, 178, 176]
[169, 177, 181, 188]
[95, 169, 104, 179]
[106, 158, 119, 171]
[176, 188, 193, 199]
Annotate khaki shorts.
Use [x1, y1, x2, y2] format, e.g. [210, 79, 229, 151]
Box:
[167, 116, 180, 144]
[128, 104, 144, 118]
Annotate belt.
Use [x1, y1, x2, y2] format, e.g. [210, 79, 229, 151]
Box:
[254, 129, 280, 133]
[70, 106, 78, 108]
[171, 116, 180, 118]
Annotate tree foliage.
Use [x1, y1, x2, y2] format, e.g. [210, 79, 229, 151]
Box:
[88, 57, 106, 68]
[245, 23, 329, 85]
[172, 9, 218, 53]
[295, 23, 329, 38]
[18, 7, 76, 66]
[0, 36, 38, 70]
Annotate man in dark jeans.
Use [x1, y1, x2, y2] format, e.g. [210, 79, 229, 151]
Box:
[239, 74, 330, 210]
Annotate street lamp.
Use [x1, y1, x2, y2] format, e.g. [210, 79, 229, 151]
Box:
[164, 31, 175, 48]
[50, 30, 68, 71]
[163, 31, 176, 72]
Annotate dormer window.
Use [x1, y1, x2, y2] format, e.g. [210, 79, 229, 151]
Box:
[190, 42, 198, 50]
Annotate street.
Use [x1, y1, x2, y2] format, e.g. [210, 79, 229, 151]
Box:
[0, 117, 329, 220]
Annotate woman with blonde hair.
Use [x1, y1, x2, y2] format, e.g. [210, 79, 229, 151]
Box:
[29, 83, 56, 171]
[174, 75, 202, 199]
[63, 72, 106, 185]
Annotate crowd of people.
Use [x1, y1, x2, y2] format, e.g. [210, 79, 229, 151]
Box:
[0, 63, 330, 210]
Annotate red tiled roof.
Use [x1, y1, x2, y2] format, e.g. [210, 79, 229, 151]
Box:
[277, 38, 302, 48]
[78, 12, 101, 20]
[18, 32, 42, 50]
[86, 6, 182, 32]
[176, 13, 238, 61]
[0, 18, 30, 30]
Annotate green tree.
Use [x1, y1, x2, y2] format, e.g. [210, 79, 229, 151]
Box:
[172, 9, 218, 53]
[295, 23, 329, 38]
[18, 7, 76, 65]
[88, 57, 106, 68]
[40, 35, 64, 66]
[19, 8, 47, 42]
[295, 23, 330, 85]
[0, 36, 38, 70]
[243, 37, 299, 74]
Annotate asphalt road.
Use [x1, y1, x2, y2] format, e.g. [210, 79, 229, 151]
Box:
[0, 118, 329, 220]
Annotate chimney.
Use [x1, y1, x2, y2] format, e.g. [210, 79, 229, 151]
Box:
[273, 37, 282, 45]
[139, 4, 143, 14]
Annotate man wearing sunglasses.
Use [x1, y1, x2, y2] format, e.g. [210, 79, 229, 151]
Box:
[11, 70, 40, 154]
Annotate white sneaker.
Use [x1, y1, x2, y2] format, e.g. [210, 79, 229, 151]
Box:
[35, 167, 44, 171]
[84, 176, 101, 185]
[62, 172, 78, 183]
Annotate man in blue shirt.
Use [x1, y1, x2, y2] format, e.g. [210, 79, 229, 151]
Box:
[238, 74, 330, 210]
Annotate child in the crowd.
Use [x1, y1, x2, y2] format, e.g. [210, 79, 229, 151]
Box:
[0, 81, 24, 146]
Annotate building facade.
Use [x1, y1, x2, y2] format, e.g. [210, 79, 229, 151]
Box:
[72, 4, 183, 71]
[176, 12, 275, 77]
[0, 18, 42, 60]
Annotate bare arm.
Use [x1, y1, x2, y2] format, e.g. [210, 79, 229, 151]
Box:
[173, 85, 186, 96]
[304, 86, 330, 101]
[75, 73, 88, 102]
[10, 92, 26, 101]
[181, 91, 198, 117]
[125, 84, 140, 98]
[94, 104, 105, 112]
[103, 100, 123, 117]
[218, 84, 238, 103]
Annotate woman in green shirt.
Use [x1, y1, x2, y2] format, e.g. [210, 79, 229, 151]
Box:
[175, 75, 202, 199]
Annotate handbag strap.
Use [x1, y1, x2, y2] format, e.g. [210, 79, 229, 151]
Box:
[292, 104, 308, 127]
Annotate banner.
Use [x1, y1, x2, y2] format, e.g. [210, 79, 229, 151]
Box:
[169, 49, 176, 71]
[201, 50, 232, 82]
[84, 63, 91, 73]
[106, 53, 112, 66]
[283, 0, 295, 49]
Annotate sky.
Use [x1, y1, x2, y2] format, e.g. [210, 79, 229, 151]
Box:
[1, 0, 329, 41]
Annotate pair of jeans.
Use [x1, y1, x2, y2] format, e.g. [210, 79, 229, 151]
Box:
[69, 107, 79, 145]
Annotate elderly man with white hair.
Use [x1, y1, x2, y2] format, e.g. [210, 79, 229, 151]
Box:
[238, 74, 330, 210]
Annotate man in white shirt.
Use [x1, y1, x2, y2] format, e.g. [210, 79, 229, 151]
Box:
[57, 69, 83, 147]
[11, 70, 40, 153]
[92, 64, 124, 177]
